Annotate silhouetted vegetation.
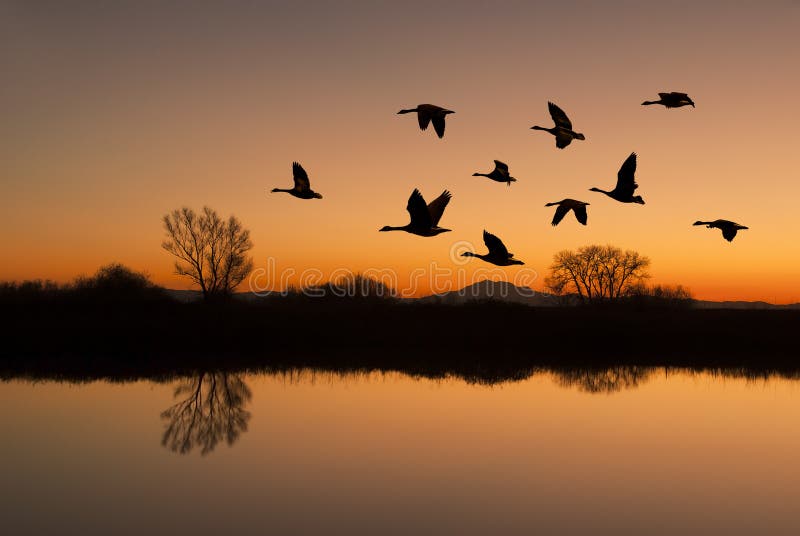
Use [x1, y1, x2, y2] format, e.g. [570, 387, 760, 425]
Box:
[546, 244, 651, 303]
[0, 279, 61, 304]
[162, 206, 254, 301]
[1, 268, 797, 380]
[72, 263, 169, 303]
[625, 284, 694, 308]
[0, 264, 168, 305]
[304, 272, 397, 301]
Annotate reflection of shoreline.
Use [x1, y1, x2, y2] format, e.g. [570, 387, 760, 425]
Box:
[161, 372, 252, 455]
[255, 366, 800, 395]
[269, 367, 659, 393]
[3, 361, 800, 392]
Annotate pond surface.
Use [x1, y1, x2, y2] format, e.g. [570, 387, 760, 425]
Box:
[1, 368, 800, 535]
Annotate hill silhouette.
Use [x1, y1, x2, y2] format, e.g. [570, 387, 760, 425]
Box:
[411, 280, 558, 306]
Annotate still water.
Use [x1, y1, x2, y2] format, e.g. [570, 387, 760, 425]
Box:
[1, 368, 799, 535]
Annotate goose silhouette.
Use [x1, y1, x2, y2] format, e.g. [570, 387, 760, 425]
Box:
[270, 162, 323, 199]
[531, 102, 586, 149]
[379, 189, 452, 236]
[545, 199, 590, 226]
[590, 153, 645, 204]
[397, 104, 455, 138]
[642, 92, 695, 108]
[473, 160, 516, 186]
[693, 220, 748, 242]
[461, 230, 524, 266]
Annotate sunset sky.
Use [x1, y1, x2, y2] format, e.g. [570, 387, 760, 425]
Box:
[2, 1, 798, 302]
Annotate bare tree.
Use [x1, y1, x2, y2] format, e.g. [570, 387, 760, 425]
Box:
[545, 244, 650, 303]
[162, 206, 254, 300]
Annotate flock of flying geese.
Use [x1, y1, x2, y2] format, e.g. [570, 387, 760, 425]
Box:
[271, 92, 749, 267]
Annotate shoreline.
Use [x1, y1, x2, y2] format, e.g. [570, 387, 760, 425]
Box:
[2, 302, 799, 382]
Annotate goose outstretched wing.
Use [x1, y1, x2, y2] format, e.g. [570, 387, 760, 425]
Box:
[493, 160, 509, 175]
[721, 226, 738, 242]
[615, 152, 638, 196]
[406, 189, 432, 229]
[418, 110, 432, 131]
[573, 204, 588, 225]
[551, 204, 570, 226]
[432, 115, 446, 138]
[292, 162, 311, 192]
[548, 102, 573, 130]
[555, 132, 573, 149]
[483, 230, 510, 258]
[427, 190, 452, 226]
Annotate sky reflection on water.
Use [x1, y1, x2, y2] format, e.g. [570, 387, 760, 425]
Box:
[1, 367, 799, 535]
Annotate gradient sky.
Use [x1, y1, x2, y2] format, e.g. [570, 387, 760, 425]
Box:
[1, 1, 799, 301]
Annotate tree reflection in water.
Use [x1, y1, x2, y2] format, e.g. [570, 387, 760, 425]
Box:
[553, 366, 655, 394]
[161, 372, 252, 455]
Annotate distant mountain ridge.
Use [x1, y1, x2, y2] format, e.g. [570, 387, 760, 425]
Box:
[693, 300, 800, 310]
[409, 280, 558, 306]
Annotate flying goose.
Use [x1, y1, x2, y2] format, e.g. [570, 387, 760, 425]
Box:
[693, 220, 748, 242]
[379, 189, 452, 236]
[472, 160, 516, 186]
[461, 230, 524, 266]
[397, 104, 455, 138]
[642, 92, 695, 108]
[590, 152, 645, 204]
[545, 199, 590, 226]
[530, 102, 586, 149]
[270, 162, 323, 199]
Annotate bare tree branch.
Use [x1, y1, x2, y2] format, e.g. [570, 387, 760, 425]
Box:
[162, 206, 254, 300]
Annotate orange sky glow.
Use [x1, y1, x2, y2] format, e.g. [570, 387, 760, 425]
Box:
[1, 2, 798, 302]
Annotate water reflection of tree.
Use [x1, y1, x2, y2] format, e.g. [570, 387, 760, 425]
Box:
[553, 366, 654, 394]
[161, 372, 252, 455]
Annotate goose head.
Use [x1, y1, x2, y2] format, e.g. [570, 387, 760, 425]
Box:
[632, 196, 645, 205]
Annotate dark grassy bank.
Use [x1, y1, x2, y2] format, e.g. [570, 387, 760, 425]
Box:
[2, 266, 798, 379]
[2, 295, 798, 379]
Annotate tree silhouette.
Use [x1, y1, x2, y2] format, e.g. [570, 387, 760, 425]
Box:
[628, 283, 694, 307]
[545, 244, 650, 303]
[160, 372, 252, 455]
[162, 206, 254, 300]
[71, 263, 167, 303]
